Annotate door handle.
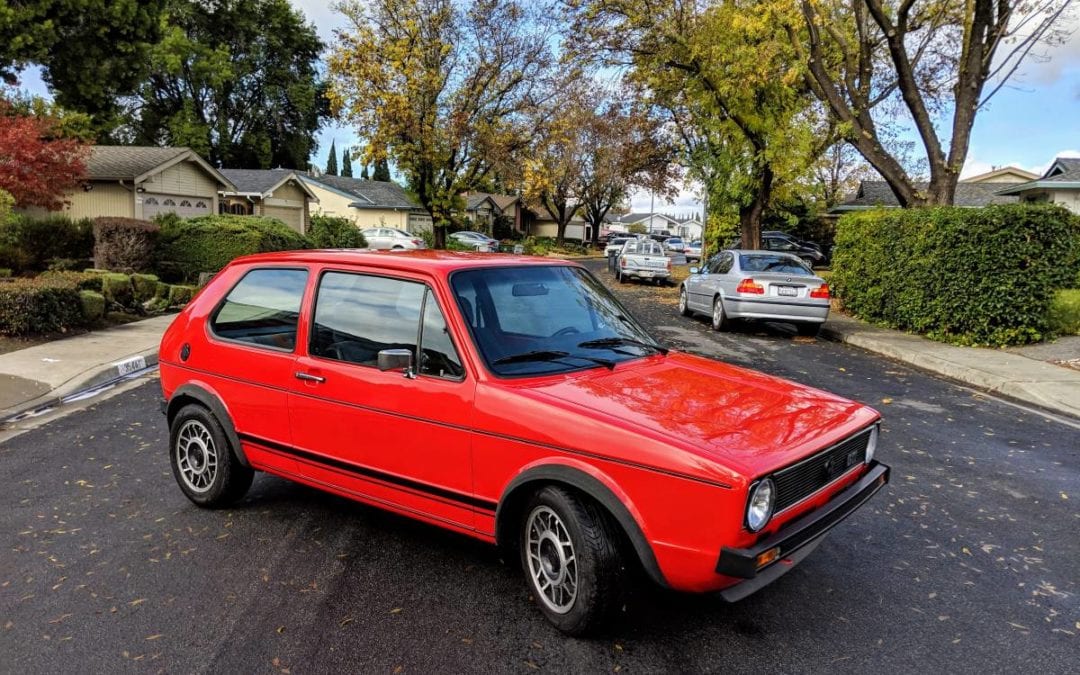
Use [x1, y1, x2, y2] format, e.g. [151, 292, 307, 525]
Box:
[294, 371, 326, 383]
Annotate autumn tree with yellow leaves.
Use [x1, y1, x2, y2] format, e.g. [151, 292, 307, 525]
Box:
[328, 0, 556, 248]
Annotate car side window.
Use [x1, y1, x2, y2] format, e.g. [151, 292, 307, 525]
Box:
[716, 253, 734, 274]
[419, 289, 465, 380]
[210, 268, 309, 351]
[310, 272, 424, 367]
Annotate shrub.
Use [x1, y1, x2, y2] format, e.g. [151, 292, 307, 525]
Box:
[0, 268, 10, 278]
[831, 204, 1080, 346]
[0, 215, 94, 273]
[167, 284, 196, 306]
[155, 215, 310, 281]
[0, 277, 85, 335]
[39, 270, 104, 292]
[131, 273, 160, 302]
[101, 272, 135, 309]
[1048, 289, 1080, 336]
[79, 290, 106, 322]
[93, 217, 159, 272]
[308, 214, 367, 248]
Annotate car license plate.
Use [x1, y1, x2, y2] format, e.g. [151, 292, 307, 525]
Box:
[639, 271, 653, 277]
[777, 286, 798, 297]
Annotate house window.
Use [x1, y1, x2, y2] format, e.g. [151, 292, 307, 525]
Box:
[229, 203, 249, 215]
[180, 200, 192, 207]
[144, 197, 159, 205]
[163, 199, 176, 206]
[196, 201, 207, 208]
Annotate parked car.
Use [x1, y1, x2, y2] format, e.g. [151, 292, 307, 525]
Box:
[664, 237, 686, 253]
[450, 230, 499, 252]
[729, 235, 826, 268]
[159, 250, 887, 635]
[685, 240, 703, 262]
[616, 238, 672, 284]
[680, 250, 830, 336]
[763, 231, 822, 252]
[360, 227, 426, 250]
[604, 236, 635, 258]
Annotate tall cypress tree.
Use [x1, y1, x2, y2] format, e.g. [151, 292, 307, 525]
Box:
[341, 147, 353, 177]
[360, 162, 369, 180]
[373, 157, 390, 181]
[326, 140, 338, 175]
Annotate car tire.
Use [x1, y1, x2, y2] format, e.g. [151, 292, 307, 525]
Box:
[520, 486, 625, 636]
[617, 269, 626, 284]
[169, 404, 254, 508]
[796, 322, 821, 337]
[679, 286, 692, 316]
[711, 296, 730, 331]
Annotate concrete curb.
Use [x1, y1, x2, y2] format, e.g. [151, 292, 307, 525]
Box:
[0, 348, 159, 425]
[820, 320, 1080, 420]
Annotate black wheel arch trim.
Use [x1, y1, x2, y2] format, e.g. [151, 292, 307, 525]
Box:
[495, 465, 669, 588]
[165, 384, 251, 468]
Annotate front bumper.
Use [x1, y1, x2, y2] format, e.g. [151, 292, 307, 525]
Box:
[715, 461, 889, 600]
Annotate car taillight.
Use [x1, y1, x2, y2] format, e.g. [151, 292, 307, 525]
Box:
[666, 258, 672, 271]
[412, 239, 423, 246]
[620, 257, 627, 268]
[810, 283, 830, 299]
[736, 278, 764, 294]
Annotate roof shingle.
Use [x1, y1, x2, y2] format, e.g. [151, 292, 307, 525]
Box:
[219, 169, 296, 195]
[85, 146, 190, 180]
[839, 180, 1018, 209]
[304, 175, 419, 209]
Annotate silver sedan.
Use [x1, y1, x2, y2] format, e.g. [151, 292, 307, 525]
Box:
[678, 250, 830, 336]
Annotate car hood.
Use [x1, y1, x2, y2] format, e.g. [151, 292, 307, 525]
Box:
[513, 351, 877, 478]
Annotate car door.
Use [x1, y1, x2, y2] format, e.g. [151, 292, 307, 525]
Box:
[686, 253, 725, 311]
[288, 267, 478, 529]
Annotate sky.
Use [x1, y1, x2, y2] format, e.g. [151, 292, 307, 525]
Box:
[14, 1, 1080, 217]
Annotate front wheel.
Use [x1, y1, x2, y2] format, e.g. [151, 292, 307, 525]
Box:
[170, 405, 253, 507]
[520, 486, 625, 636]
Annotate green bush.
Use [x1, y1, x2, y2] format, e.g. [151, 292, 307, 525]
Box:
[155, 214, 311, 281]
[131, 273, 160, 302]
[1048, 289, 1080, 335]
[79, 290, 106, 322]
[831, 204, 1080, 346]
[92, 217, 159, 272]
[101, 273, 134, 309]
[39, 270, 104, 292]
[0, 215, 94, 273]
[0, 277, 86, 335]
[0, 268, 11, 278]
[308, 214, 367, 248]
[167, 284, 196, 306]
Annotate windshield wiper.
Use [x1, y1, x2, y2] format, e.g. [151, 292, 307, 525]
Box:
[492, 350, 616, 370]
[577, 337, 668, 355]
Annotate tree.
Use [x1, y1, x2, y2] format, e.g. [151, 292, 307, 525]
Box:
[372, 158, 391, 182]
[326, 140, 339, 176]
[812, 141, 876, 209]
[360, 162, 369, 180]
[520, 96, 589, 246]
[124, 0, 326, 169]
[784, 0, 1074, 206]
[1, 1, 165, 135]
[329, 0, 554, 247]
[0, 100, 89, 210]
[341, 147, 353, 177]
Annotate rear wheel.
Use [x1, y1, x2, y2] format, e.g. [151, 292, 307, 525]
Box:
[711, 297, 730, 331]
[678, 286, 692, 316]
[520, 486, 625, 636]
[616, 269, 627, 284]
[796, 322, 821, 337]
[169, 405, 253, 507]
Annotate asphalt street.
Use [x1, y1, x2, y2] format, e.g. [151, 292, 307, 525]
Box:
[1, 259, 1077, 673]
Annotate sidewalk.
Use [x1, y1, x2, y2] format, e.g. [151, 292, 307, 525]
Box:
[0, 314, 176, 423]
[821, 313, 1080, 419]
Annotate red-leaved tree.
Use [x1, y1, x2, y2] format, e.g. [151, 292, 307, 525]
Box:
[0, 101, 89, 210]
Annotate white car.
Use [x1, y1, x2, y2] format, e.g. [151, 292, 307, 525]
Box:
[361, 227, 426, 250]
[615, 239, 671, 284]
[450, 230, 500, 252]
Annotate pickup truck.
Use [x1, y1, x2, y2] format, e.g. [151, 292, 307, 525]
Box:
[616, 238, 672, 284]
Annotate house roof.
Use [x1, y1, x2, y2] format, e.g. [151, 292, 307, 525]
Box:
[609, 212, 682, 225]
[466, 193, 498, 210]
[301, 175, 420, 210]
[85, 146, 233, 189]
[835, 180, 1018, 210]
[960, 166, 1039, 184]
[993, 157, 1080, 195]
[220, 169, 317, 200]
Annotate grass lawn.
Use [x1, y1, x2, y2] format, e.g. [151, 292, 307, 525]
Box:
[1049, 289, 1080, 335]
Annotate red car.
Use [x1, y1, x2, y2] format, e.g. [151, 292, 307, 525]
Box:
[159, 250, 889, 635]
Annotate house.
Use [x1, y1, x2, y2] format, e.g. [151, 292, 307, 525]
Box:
[463, 192, 526, 234]
[530, 213, 592, 241]
[993, 157, 1080, 214]
[832, 180, 1020, 212]
[300, 174, 431, 232]
[673, 215, 704, 241]
[20, 145, 233, 220]
[219, 169, 318, 234]
[607, 212, 694, 237]
[960, 166, 1039, 184]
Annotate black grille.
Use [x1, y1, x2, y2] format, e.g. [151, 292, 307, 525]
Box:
[772, 429, 872, 512]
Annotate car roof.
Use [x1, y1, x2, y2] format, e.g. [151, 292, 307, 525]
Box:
[227, 249, 576, 274]
[728, 249, 802, 260]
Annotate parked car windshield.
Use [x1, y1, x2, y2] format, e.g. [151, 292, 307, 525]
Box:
[450, 265, 664, 376]
[739, 254, 813, 275]
[623, 240, 665, 256]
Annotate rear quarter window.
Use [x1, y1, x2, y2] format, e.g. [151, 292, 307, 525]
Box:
[210, 268, 309, 351]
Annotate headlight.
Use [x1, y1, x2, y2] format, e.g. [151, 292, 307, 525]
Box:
[746, 478, 775, 532]
[866, 425, 879, 464]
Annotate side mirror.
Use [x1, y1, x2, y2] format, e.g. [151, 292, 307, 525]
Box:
[689, 267, 700, 275]
[377, 348, 415, 378]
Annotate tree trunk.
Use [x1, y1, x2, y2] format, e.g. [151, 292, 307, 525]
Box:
[739, 165, 772, 250]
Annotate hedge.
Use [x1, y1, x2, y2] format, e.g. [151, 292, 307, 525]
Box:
[38, 270, 105, 292]
[831, 204, 1080, 346]
[155, 214, 310, 281]
[308, 214, 367, 248]
[79, 290, 106, 322]
[93, 217, 159, 272]
[0, 215, 94, 273]
[0, 277, 86, 335]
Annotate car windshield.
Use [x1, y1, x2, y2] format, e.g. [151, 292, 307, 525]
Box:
[739, 254, 813, 275]
[450, 265, 664, 377]
[668, 238, 682, 244]
[623, 240, 664, 256]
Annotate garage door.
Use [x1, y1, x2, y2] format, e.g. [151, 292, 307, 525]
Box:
[263, 205, 304, 233]
[142, 194, 212, 219]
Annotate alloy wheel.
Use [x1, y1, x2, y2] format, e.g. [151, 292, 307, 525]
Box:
[175, 419, 219, 493]
[525, 505, 578, 614]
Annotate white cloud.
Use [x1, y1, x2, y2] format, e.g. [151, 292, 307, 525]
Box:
[290, 0, 346, 42]
[963, 148, 1080, 178]
[627, 185, 702, 218]
[995, 5, 1080, 86]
